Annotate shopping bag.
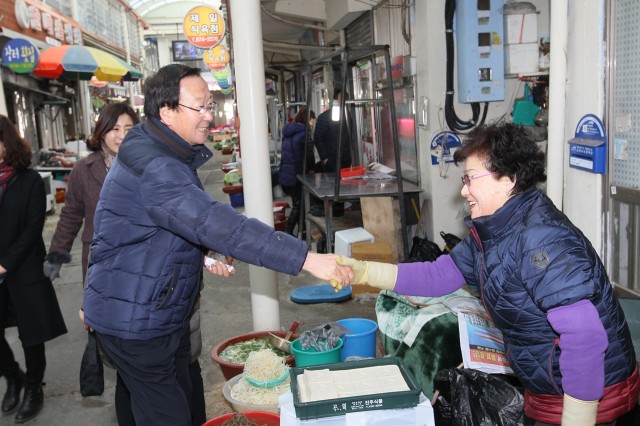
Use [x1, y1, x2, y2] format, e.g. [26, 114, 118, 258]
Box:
[433, 368, 524, 426]
[79, 331, 104, 396]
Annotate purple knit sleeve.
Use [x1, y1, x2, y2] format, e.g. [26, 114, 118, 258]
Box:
[547, 299, 608, 401]
[394, 254, 466, 297]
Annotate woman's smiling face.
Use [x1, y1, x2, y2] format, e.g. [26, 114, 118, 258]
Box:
[460, 154, 515, 219]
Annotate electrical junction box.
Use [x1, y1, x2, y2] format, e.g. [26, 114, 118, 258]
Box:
[456, 0, 505, 103]
[505, 43, 539, 75]
[568, 114, 606, 174]
[504, 3, 538, 44]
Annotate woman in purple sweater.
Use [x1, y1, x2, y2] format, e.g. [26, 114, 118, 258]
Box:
[337, 122, 639, 425]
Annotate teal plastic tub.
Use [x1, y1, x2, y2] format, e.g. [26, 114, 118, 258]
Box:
[290, 338, 343, 367]
[337, 318, 378, 361]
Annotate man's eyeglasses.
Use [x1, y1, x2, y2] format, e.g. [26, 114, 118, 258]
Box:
[461, 171, 493, 186]
[178, 103, 216, 118]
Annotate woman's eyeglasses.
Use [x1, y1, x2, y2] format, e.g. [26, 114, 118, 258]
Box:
[178, 103, 216, 118]
[461, 171, 493, 186]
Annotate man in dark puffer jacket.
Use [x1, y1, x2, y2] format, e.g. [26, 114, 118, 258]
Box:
[83, 64, 353, 426]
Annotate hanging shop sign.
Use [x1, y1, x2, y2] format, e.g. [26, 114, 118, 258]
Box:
[203, 45, 229, 70]
[212, 66, 231, 89]
[183, 6, 226, 49]
[1, 39, 39, 74]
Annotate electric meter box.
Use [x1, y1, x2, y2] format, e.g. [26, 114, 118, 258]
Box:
[455, 0, 505, 103]
[567, 114, 606, 174]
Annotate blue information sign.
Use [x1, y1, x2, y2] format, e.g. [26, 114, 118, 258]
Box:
[567, 114, 606, 174]
[431, 132, 462, 165]
[2, 39, 39, 74]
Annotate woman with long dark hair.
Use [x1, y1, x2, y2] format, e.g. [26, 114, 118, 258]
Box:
[0, 114, 67, 423]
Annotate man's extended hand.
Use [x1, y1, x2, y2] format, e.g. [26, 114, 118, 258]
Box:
[302, 252, 355, 288]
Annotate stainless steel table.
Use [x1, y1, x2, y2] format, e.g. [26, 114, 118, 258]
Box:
[298, 173, 421, 256]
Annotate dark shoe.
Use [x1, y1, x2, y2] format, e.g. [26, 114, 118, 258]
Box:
[15, 383, 44, 423]
[1, 370, 24, 414]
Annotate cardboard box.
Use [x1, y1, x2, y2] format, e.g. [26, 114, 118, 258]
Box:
[351, 242, 394, 263]
[334, 228, 374, 257]
[350, 242, 393, 295]
[504, 12, 538, 45]
[505, 43, 539, 75]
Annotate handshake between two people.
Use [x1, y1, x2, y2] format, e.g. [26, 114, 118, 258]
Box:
[300, 253, 397, 291]
[202, 250, 396, 291]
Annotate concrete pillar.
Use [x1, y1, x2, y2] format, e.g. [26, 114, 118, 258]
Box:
[546, 0, 568, 209]
[229, 0, 281, 331]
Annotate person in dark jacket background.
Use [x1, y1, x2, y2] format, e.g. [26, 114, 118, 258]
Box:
[336, 122, 640, 425]
[0, 114, 67, 423]
[312, 89, 352, 173]
[279, 107, 314, 236]
[310, 88, 353, 218]
[83, 64, 354, 426]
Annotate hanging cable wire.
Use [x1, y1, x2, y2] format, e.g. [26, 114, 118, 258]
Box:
[444, 0, 489, 132]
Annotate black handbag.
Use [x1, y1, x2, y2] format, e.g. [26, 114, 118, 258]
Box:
[79, 331, 104, 396]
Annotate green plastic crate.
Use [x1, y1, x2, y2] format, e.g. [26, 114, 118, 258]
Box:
[290, 357, 421, 420]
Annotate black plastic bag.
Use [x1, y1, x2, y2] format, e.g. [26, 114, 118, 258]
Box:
[406, 236, 443, 262]
[433, 368, 524, 426]
[79, 332, 104, 396]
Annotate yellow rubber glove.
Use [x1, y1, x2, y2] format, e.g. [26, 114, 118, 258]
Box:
[332, 257, 397, 291]
[561, 394, 598, 426]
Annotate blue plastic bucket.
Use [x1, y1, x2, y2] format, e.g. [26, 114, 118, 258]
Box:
[336, 318, 378, 361]
[229, 192, 244, 208]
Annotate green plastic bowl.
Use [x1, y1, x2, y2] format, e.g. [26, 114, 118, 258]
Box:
[243, 368, 290, 388]
[290, 338, 343, 367]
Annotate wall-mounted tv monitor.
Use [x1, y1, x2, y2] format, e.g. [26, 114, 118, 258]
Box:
[172, 41, 206, 62]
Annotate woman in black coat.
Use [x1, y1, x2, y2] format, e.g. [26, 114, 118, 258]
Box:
[0, 114, 67, 423]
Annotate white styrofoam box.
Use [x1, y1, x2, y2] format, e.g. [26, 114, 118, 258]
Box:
[505, 43, 539, 75]
[504, 12, 538, 45]
[334, 227, 374, 257]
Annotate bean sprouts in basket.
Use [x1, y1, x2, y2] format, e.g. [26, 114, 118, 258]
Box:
[243, 349, 287, 382]
[229, 349, 290, 405]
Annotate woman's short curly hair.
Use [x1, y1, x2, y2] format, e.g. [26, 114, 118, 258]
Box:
[453, 121, 547, 195]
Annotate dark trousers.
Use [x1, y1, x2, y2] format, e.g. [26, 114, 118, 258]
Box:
[115, 360, 206, 426]
[96, 328, 192, 426]
[0, 284, 46, 384]
[282, 183, 302, 236]
[0, 335, 45, 384]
